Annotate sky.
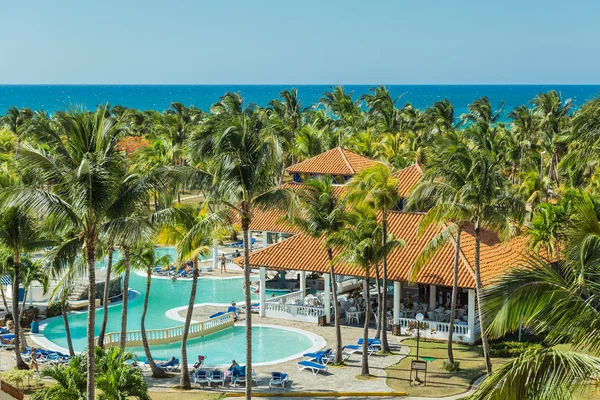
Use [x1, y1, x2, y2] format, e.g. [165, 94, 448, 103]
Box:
[0, 0, 598, 84]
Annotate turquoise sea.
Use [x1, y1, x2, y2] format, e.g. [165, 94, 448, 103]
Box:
[1, 85, 599, 117]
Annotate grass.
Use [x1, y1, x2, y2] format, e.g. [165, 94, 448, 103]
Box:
[386, 339, 508, 398]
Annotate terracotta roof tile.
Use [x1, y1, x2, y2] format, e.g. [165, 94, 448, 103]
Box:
[285, 147, 377, 175]
[238, 211, 529, 289]
[393, 164, 423, 198]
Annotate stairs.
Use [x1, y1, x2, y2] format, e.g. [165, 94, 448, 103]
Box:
[67, 284, 88, 301]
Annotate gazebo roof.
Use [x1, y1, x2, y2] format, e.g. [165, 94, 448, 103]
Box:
[285, 147, 377, 176]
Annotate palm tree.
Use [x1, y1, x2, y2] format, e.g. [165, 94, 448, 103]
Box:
[153, 204, 212, 389]
[14, 107, 129, 396]
[123, 240, 170, 378]
[328, 205, 404, 375]
[97, 240, 115, 349]
[0, 206, 51, 368]
[284, 176, 347, 364]
[17, 258, 48, 349]
[190, 93, 283, 398]
[33, 355, 87, 400]
[94, 347, 151, 400]
[471, 194, 600, 399]
[347, 163, 400, 354]
[528, 202, 564, 265]
[1, 106, 34, 152]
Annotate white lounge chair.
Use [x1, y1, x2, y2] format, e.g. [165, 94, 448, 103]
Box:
[209, 370, 225, 387]
[269, 372, 289, 388]
[343, 344, 377, 356]
[194, 370, 209, 387]
[297, 360, 328, 375]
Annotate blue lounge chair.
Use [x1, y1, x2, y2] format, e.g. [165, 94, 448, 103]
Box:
[302, 348, 332, 364]
[209, 370, 225, 387]
[231, 240, 243, 248]
[227, 306, 239, 320]
[194, 370, 209, 387]
[209, 311, 226, 319]
[269, 372, 289, 388]
[157, 358, 180, 372]
[357, 338, 382, 347]
[343, 344, 377, 356]
[297, 360, 328, 375]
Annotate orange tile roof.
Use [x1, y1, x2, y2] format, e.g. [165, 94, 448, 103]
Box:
[393, 164, 423, 198]
[238, 211, 530, 289]
[285, 147, 378, 175]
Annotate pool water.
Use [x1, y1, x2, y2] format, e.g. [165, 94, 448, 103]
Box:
[42, 247, 315, 362]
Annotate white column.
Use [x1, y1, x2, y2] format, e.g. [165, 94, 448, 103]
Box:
[393, 281, 401, 325]
[259, 267, 267, 317]
[324, 273, 332, 324]
[299, 271, 306, 296]
[262, 231, 268, 248]
[279, 233, 285, 243]
[249, 231, 253, 251]
[467, 289, 475, 342]
[212, 239, 219, 270]
[429, 285, 437, 310]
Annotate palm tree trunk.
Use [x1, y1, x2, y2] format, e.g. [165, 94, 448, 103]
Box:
[179, 256, 198, 389]
[327, 248, 343, 364]
[12, 260, 27, 370]
[242, 221, 253, 399]
[61, 296, 75, 357]
[447, 227, 462, 365]
[373, 262, 382, 340]
[380, 210, 390, 354]
[18, 287, 28, 352]
[98, 247, 113, 348]
[0, 284, 10, 314]
[142, 268, 166, 378]
[120, 246, 131, 350]
[361, 267, 371, 376]
[86, 238, 97, 400]
[474, 225, 492, 375]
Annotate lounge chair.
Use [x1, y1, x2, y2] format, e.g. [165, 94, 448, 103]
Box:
[209, 370, 225, 387]
[357, 338, 382, 348]
[0, 334, 15, 350]
[297, 360, 328, 375]
[209, 311, 226, 319]
[269, 372, 289, 388]
[232, 365, 256, 385]
[343, 344, 377, 356]
[157, 358, 180, 372]
[302, 348, 332, 364]
[227, 306, 239, 320]
[194, 370, 209, 387]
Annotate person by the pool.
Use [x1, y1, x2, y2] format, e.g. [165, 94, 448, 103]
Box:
[228, 360, 239, 370]
[220, 254, 227, 273]
[156, 357, 176, 366]
[30, 347, 39, 373]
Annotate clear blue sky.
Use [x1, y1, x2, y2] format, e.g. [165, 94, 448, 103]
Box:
[1, 0, 598, 84]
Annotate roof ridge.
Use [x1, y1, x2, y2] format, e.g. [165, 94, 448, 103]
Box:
[337, 147, 355, 174]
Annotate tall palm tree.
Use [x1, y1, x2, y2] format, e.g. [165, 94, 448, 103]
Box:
[190, 94, 283, 398]
[13, 108, 129, 396]
[328, 205, 404, 375]
[347, 163, 400, 354]
[97, 240, 114, 349]
[124, 240, 170, 378]
[153, 204, 212, 389]
[471, 194, 600, 399]
[0, 206, 51, 368]
[17, 258, 48, 349]
[284, 176, 347, 364]
[1, 106, 34, 152]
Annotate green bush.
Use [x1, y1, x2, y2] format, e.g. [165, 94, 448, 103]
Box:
[45, 302, 62, 318]
[442, 360, 460, 372]
[2, 369, 34, 390]
[489, 341, 543, 358]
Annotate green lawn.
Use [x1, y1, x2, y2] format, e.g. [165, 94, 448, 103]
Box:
[386, 339, 508, 398]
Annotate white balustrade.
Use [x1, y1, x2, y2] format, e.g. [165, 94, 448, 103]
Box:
[267, 290, 304, 304]
[397, 317, 474, 343]
[263, 301, 326, 323]
[97, 312, 235, 347]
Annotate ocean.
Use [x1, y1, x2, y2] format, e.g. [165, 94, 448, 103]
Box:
[0, 85, 599, 116]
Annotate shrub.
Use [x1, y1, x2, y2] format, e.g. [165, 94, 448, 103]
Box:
[45, 302, 62, 318]
[442, 360, 460, 372]
[489, 341, 543, 358]
[2, 369, 34, 390]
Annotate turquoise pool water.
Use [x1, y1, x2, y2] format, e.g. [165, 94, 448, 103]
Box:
[42, 247, 314, 363]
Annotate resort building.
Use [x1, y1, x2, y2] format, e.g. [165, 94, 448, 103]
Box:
[237, 147, 528, 344]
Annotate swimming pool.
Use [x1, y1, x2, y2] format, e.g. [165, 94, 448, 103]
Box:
[38, 247, 322, 364]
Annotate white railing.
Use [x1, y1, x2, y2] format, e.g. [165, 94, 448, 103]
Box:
[97, 312, 235, 348]
[397, 317, 474, 343]
[264, 302, 326, 322]
[267, 290, 304, 304]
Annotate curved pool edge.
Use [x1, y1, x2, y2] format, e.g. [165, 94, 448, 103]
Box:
[133, 269, 257, 282]
[32, 289, 142, 354]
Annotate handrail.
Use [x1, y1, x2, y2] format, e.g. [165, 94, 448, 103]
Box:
[97, 312, 235, 348]
[266, 290, 304, 304]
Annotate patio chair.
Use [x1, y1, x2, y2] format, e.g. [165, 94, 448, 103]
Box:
[157, 357, 180, 372]
[209, 311, 226, 319]
[209, 370, 225, 387]
[227, 306, 239, 320]
[194, 370, 209, 387]
[269, 372, 289, 388]
[343, 344, 377, 356]
[302, 348, 331, 364]
[357, 338, 381, 347]
[297, 360, 328, 375]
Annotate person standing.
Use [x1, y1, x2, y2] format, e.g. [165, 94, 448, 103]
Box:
[220, 254, 227, 274]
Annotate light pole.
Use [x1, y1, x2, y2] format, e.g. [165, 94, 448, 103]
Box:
[415, 313, 424, 359]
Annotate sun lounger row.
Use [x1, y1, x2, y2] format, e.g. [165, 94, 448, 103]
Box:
[14, 347, 71, 364]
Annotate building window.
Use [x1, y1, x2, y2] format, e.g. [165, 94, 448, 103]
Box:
[396, 198, 404, 211]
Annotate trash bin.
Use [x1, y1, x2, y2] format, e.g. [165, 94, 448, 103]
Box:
[318, 315, 327, 326]
[392, 324, 401, 336]
[30, 320, 39, 334]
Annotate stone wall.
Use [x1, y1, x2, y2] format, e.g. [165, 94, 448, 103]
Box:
[77, 275, 123, 302]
